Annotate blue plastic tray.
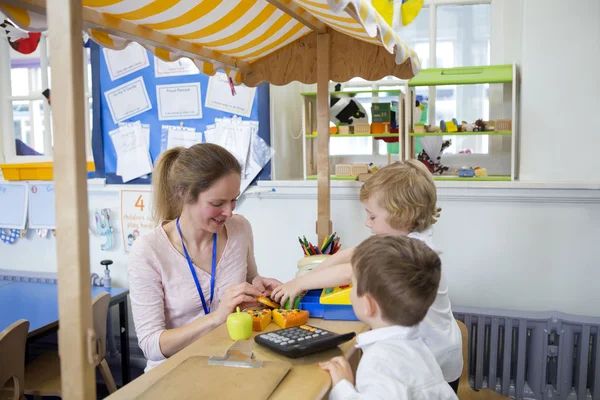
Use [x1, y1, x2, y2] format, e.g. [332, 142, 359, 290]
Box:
[300, 289, 358, 321]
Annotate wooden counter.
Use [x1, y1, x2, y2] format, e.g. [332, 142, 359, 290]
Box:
[106, 318, 367, 400]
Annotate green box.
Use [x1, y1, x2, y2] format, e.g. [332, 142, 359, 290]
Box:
[371, 103, 391, 123]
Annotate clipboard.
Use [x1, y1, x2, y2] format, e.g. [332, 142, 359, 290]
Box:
[138, 341, 292, 400]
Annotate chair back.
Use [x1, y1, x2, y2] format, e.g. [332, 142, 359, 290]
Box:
[0, 320, 30, 400]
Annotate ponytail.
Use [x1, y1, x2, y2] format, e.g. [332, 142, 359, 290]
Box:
[152, 147, 184, 223]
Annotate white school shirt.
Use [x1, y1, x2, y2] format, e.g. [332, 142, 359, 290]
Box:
[329, 326, 459, 400]
[408, 227, 463, 382]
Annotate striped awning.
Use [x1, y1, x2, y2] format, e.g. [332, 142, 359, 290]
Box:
[0, 0, 421, 84]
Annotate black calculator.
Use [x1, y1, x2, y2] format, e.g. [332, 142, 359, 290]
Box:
[254, 325, 356, 358]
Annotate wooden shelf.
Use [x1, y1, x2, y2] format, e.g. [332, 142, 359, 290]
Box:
[433, 175, 511, 182]
[306, 133, 399, 138]
[408, 131, 511, 137]
[307, 175, 357, 181]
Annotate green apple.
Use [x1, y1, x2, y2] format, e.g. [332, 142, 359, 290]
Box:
[226, 306, 252, 340]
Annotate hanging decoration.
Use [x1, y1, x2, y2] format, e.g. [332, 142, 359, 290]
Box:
[1, 229, 20, 244]
[0, 19, 41, 54]
[95, 208, 114, 251]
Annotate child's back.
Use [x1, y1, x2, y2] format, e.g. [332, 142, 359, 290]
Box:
[342, 325, 458, 400]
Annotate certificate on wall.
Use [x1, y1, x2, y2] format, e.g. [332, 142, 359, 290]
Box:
[103, 43, 150, 81]
[104, 76, 153, 123]
[120, 190, 154, 252]
[0, 182, 28, 229]
[28, 183, 56, 229]
[205, 72, 256, 117]
[156, 82, 203, 120]
[154, 57, 199, 78]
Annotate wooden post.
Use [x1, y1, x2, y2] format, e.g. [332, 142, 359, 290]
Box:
[316, 33, 331, 244]
[47, 0, 96, 398]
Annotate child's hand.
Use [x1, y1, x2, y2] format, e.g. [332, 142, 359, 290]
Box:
[319, 356, 354, 386]
[251, 276, 282, 297]
[270, 279, 303, 307]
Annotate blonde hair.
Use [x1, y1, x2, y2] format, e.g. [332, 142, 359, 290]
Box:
[352, 235, 441, 327]
[152, 143, 241, 223]
[359, 160, 440, 232]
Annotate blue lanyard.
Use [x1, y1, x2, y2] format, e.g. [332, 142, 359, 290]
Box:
[176, 217, 217, 315]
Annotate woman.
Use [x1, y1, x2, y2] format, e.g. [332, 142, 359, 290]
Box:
[128, 143, 280, 371]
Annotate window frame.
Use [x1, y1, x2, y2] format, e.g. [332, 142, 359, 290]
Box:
[0, 31, 94, 164]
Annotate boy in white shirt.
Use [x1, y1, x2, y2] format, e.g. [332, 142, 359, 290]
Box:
[319, 235, 458, 400]
[272, 160, 463, 389]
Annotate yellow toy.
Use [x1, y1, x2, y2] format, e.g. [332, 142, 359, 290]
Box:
[272, 309, 309, 329]
[247, 309, 272, 331]
[320, 285, 352, 305]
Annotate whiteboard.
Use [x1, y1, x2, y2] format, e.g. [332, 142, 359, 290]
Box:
[0, 182, 28, 229]
[28, 183, 56, 229]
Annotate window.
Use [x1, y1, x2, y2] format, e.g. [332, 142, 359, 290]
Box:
[0, 30, 93, 163]
[329, 1, 492, 159]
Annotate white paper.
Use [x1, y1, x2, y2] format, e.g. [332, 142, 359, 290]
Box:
[119, 122, 150, 150]
[103, 43, 150, 81]
[164, 125, 201, 149]
[156, 82, 202, 120]
[120, 190, 154, 252]
[104, 76, 152, 123]
[109, 122, 153, 182]
[28, 183, 56, 229]
[0, 182, 28, 229]
[205, 72, 256, 117]
[154, 57, 199, 78]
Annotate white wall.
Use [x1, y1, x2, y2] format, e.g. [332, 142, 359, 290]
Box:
[518, 0, 600, 183]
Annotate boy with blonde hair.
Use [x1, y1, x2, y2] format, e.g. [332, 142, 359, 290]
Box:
[319, 235, 458, 399]
[271, 160, 463, 390]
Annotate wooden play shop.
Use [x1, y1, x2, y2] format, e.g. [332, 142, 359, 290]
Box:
[0, 0, 422, 398]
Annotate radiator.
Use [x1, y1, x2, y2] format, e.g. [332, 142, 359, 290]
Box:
[454, 307, 600, 400]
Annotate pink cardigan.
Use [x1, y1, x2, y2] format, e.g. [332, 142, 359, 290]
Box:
[127, 214, 259, 371]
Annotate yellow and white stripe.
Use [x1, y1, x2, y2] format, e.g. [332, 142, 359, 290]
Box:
[0, 0, 421, 83]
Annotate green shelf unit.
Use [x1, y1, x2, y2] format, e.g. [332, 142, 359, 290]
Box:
[306, 133, 399, 138]
[408, 65, 513, 87]
[433, 175, 511, 182]
[408, 131, 512, 137]
[307, 175, 358, 181]
[301, 89, 402, 96]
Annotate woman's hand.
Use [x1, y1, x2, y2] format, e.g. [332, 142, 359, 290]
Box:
[214, 282, 263, 324]
[270, 279, 303, 308]
[252, 276, 282, 296]
[319, 356, 354, 387]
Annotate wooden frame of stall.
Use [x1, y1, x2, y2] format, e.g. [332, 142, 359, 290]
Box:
[1, 0, 419, 398]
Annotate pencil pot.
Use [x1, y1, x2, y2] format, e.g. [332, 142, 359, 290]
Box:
[296, 255, 331, 278]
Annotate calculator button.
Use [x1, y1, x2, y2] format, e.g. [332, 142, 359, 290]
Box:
[321, 332, 328, 335]
[300, 325, 311, 330]
[288, 340, 296, 344]
[298, 338, 304, 341]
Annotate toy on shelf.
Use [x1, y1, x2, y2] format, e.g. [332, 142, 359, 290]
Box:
[338, 125, 351, 135]
[457, 166, 488, 178]
[495, 119, 512, 131]
[417, 136, 451, 175]
[473, 119, 487, 132]
[440, 118, 459, 133]
[330, 84, 368, 126]
[353, 121, 371, 134]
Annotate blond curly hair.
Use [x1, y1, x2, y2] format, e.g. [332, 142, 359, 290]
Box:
[359, 160, 440, 232]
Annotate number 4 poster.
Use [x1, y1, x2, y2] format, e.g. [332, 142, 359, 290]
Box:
[120, 190, 154, 252]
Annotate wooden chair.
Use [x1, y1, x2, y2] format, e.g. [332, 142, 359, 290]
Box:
[24, 292, 117, 398]
[457, 320, 509, 400]
[0, 320, 30, 400]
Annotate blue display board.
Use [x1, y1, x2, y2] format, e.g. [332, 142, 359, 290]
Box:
[96, 47, 270, 184]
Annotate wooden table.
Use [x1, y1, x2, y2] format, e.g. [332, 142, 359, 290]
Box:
[106, 318, 367, 400]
